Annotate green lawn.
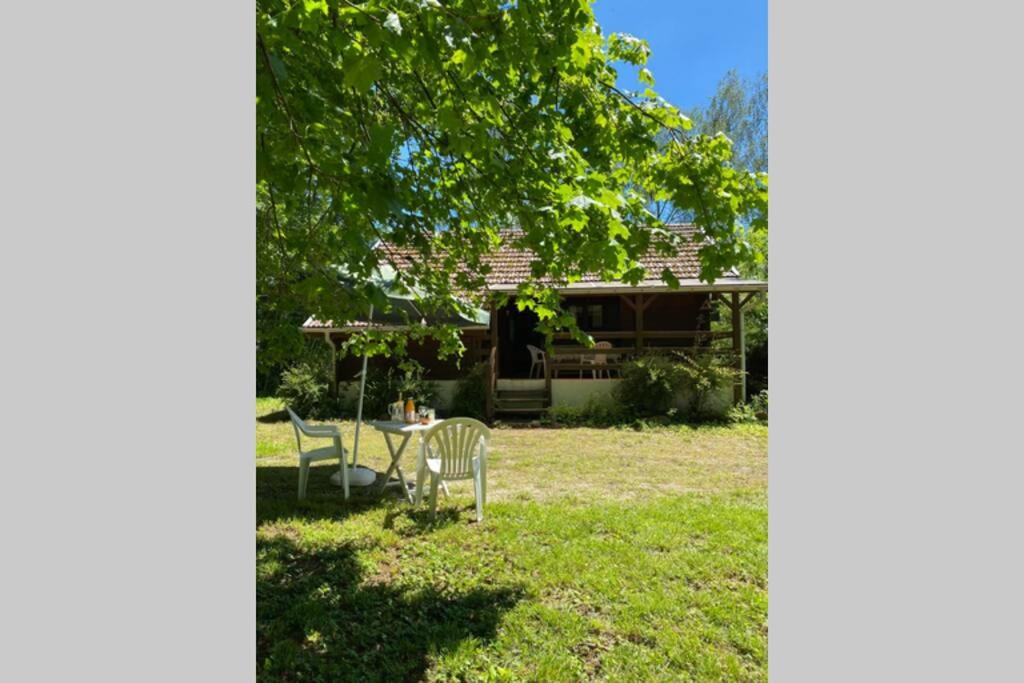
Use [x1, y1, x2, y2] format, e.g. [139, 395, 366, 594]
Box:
[257, 398, 767, 682]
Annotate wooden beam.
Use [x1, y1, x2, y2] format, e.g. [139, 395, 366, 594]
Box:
[731, 292, 743, 404]
[639, 293, 660, 312]
[544, 350, 552, 406]
[739, 291, 759, 309]
[549, 346, 734, 357]
[486, 304, 498, 420]
[485, 346, 496, 420]
[489, 303, 499, 363]
[635, 294, 644, 353]
[619, 294, 636, 311]
[551, 330, 730, 340]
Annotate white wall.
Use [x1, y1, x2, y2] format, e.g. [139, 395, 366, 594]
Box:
[550, 379, 619, 408]
[550, 378, 733, 413]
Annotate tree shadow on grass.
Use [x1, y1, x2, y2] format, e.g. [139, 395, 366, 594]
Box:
[258, 465, 406, 525]
[381, 505, 469, 537]
[257, 466, 480, 534]
[257, 409, 290, 424]
[257, 529, 522, 681]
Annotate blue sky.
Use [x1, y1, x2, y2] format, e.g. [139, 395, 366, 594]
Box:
[592, 0, 767, 112]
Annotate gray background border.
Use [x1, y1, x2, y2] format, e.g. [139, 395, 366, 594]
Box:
[772, 1, 1024, 679]
[0, 1, 254, 679]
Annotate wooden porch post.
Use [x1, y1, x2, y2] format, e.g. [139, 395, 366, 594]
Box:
[486, 303, 498, 419]
[731, 292, 743, 403]
[635, 293, 645, 354]
[543, 348, 552, 407]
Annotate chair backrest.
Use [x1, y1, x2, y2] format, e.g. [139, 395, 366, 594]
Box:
[286, 406, 308, 454]
[423, 418, 491, 479]
[526, 344, 545, 363]
[593, 341, 612, 364]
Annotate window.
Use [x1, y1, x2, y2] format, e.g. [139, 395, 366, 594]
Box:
[588, 304, 603, 328]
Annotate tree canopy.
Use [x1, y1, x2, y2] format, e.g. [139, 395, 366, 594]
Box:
[257, 0, 767, 364]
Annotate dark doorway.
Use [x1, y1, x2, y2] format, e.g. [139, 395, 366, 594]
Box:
[497, 302, 545, 378]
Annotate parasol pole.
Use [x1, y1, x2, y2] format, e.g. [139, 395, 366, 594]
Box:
[351, 303, 372, 468]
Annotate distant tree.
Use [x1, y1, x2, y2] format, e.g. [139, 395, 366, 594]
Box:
[689, 70, 767, 174]
[689, 70, 769, 395]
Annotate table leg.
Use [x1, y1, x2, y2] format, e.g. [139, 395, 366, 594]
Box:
[414, 439, 426, 504]
[377, 431, 413, 500]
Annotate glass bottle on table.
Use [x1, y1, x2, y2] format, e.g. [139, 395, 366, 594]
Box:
[404, 397, 415, 424]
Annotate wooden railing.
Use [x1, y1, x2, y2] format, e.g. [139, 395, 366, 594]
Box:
[550, 330, 732, 341]
[545, 329, 738, 377]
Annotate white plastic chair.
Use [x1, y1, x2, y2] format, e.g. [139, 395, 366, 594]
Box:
[287, 407, 349, 500]
[415, 418, 491, 522]
[586, 341, 614, 378]
[526, 344, 547, 378]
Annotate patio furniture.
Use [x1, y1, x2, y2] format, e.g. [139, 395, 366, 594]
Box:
[287, 407, 350, 500]
[585, 341, 615, 378]
[331, 263, 489, 485]
[551, 351, 583, 378]
[526, 344, 547, 378]
[415, 418, 491, 522]
[371, 419, 443, 502]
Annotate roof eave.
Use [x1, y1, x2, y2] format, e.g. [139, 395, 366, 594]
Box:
[487, 279, 768, 295]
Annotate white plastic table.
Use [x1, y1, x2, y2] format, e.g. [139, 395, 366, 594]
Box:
[370, 419, 443, 502]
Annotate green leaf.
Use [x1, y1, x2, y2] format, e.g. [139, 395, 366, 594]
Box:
[661, 268, 680, 289]
[343, 54, 381, 93]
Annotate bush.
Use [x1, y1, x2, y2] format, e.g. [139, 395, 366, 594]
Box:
[361, 362, 438, 420]
[277, 361, 329, 418]
[728, 390, 768, 424]
[451, 362, 489, 419]
[614, 354, 686, 418]
[751, 389, 768, 420]
[727, 402, 758, 423]
[258, 335, 332, 397]
[544, 396, 629, 427]
[611, 351, 740, 422]
[674, 353, 741, 419]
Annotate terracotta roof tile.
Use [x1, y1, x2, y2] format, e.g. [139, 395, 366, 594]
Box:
[380, 224, 733, 289]
[302, 224, 745, 329]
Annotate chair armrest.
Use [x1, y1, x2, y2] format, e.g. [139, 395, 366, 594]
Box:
[301, 424, 340, 437]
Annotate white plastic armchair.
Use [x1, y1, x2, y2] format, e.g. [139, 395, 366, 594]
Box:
[526, 344, 547, 379]
[586, 341, 614, 378]
[287, 407, 349, 500]
[415, 418, 491, 522]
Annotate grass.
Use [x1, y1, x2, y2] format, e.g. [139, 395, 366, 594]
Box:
[256, 397, 767, 681]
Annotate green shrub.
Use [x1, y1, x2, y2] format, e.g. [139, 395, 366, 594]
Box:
[614, 354, 686, 417]
[258, 335, 332, 396]
[277, 361, 329, 418]
[674, 353, 741, 419]
[451, 362, 489, 419]
[728, 389, 768, 424]
[544, 396, 629, 427]
[361, 362, 438, 420]
[727, 402, 759, 423]
[751, 389, 768, 420]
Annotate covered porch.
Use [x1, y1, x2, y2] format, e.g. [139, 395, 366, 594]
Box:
[484, 283, 765, 417]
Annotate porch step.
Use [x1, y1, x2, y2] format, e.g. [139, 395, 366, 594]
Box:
[494, 405, 547, 414]
[496, 389, 548, 400]
[493, 387, 550, 414]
